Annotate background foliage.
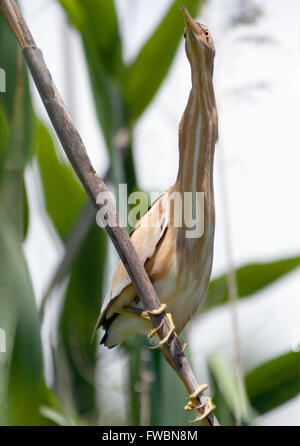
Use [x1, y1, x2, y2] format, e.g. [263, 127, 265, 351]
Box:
[0, 0, 299, 426]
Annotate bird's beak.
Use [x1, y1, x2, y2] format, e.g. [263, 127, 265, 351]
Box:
[181, 5, 199, 35]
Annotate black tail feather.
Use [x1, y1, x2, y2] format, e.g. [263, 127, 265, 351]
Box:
[100, 313, 119, 348]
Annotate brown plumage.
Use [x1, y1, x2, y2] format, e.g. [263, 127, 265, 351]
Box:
[94, 7, 218, 348]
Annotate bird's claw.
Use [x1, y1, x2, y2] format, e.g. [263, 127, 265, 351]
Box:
[149, 312, 175, 349]
[147, 320, 164, 339]
[146, 303, 167, 339]
[146, 305, 187, 351]
[140, 304, 167, 322]
[188, 383, 209, 401]
[184, 385, 215, 423]
[147, 303, 167, 316]
[189, 397, 215, 423]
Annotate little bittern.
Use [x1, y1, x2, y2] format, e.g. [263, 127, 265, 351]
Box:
[94, 7, 218, 350]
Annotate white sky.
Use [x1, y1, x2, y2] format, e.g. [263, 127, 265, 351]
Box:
[20, 0, 300, 425]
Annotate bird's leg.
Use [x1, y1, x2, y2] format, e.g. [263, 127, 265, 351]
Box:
[148, 312, 175, 349]
[145, 303, 167, 339]
[147, 303, 167, 316]
[145, 303, 175, 347]
[121, 304, 187, 351]
[146, 304, 187, 351]
[184, 384, 216, 422]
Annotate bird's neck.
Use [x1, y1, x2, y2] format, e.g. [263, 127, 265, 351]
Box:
[172, 61, 218, 245]
[176, 68, 218, 197]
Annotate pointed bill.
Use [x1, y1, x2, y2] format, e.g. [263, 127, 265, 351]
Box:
[181, 5, 199, 34]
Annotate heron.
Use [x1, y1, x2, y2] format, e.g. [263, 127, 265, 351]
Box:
[93, 6, 218, 418]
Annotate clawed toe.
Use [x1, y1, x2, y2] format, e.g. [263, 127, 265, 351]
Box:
[145, 306, 187, 352]
[184, 384, 215, 423]
[149, 312, 175, 349]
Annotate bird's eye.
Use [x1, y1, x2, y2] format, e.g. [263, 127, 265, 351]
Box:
[184, 31, 187, 39]
[204, 31, 209, 37]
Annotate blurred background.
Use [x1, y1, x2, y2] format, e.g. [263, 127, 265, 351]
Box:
[0, 0, 299, 426]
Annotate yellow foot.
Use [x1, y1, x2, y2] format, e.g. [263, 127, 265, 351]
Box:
[145, 303, 170, 342]
[142, 303, 166, 338]
[145, 305, 187, 351]
[189, 397, 215, 423]
[140, 303, 166, 322]
[184, 384, 215, 423]
[149, 312, 175, 349]
[147, 303, 167, 316]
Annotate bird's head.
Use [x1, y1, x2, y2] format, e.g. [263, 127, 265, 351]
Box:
[181, 6, 215, 76]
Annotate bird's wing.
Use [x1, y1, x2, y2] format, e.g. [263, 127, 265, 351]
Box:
[93, 190, 170, 334]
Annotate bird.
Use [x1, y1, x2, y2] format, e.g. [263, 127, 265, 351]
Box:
[93, 6, 218, 353]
